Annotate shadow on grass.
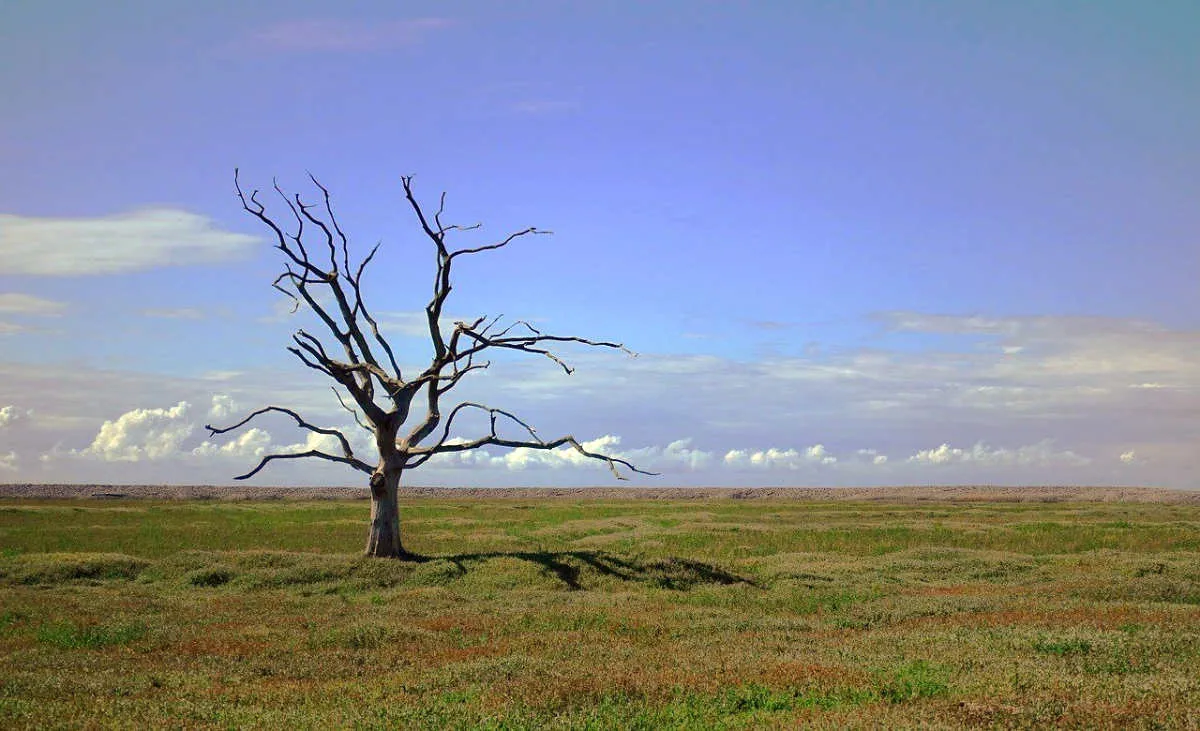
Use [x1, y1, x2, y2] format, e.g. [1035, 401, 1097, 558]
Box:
[409, 550, 759, 591]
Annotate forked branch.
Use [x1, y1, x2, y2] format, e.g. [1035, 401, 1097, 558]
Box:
[217, 171, 650, 488]
[405, 401, 658, 479]
[230, 449, 373, 480]
[206, 406, 364, 465]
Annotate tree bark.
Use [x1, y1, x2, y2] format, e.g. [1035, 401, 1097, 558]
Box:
[364, 469, 406, 558]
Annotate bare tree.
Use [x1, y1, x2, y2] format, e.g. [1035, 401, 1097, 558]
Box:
[206, 172, 651, 558]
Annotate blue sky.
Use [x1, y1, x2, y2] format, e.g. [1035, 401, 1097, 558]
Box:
[1, 1, 1197, 487]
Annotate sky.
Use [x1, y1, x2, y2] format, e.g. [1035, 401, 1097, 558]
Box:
[0, 1, 1197, 488]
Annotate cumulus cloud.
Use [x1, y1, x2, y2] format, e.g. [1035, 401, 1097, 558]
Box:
[192, 427, 272, 459]
[79, 401, 194, 462]
[499, 435, 624, 471]
[281, 430, 351, 456]
[0, 209, 258, 275]
[251, 18, 452, 53]
[9, 306, 1198, 487]
[907, 440, 1090, 467]
[426, 437, 904, 476]
[0, 293, 67, 316]
[0, 451, 15, 471]
[857, 448, 889, 465]
[723, 444, 837, 469]
[56, 391, 374, 479]
[624, 438, 714, 470]
[193, 401, 374, 464]
[207, 394, 238, 422]
[1119, 450, 1138, 465]
[0, 405, 33, 428]
[432, 436, 713, 473]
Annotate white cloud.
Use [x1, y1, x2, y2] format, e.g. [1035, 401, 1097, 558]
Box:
[500, 435, 623, 471]
[857, 448, 889, 465]
[0, 451, 16, 471]
[624, 438, 714, 470]
[192, 427, 272, 458]
[0, 209, 258, 275]
[428, 437, 894, 476]
[723, 444, 837, 469]
[281, 430, 349, 456]
[78, 401, 194, 462]
[0, 293, 67, 316]
[806, 444, 837, 464]
[907, 440, 1090, 467]
[0, 405, 33, 428]
[431, 435, 714, 474]
[6, 309, 1199, 487]
[207, 394, 238, 422]
[1119, 450, 1138, 465]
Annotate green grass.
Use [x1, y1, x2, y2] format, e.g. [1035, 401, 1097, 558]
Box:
[0, 496, 1198, 728]
[36, 620, 148, 649]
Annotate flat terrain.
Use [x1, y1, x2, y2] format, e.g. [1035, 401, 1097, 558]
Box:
[1, 488, 1198, 728]
[4, 483, 1198, 503]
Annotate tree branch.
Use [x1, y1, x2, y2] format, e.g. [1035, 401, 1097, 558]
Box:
[231, 449, 373, 480]
[206, 405, 353, 456]
[222, 171, 652, 491]
[332, 386, 371, 433]
[404, 402, 657, 479]
[448, 227, 549, 259]
[452, 324, 633, 375]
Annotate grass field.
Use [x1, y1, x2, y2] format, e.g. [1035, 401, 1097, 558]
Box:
[1, 494, 1198, 728]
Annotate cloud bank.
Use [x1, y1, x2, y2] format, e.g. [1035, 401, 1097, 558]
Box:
[1, 311, 1195, 487]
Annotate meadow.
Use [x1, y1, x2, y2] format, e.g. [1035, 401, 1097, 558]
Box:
[1, 492, 1198, 728]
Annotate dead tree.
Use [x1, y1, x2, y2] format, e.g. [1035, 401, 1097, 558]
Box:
[207, 172, 652, 558]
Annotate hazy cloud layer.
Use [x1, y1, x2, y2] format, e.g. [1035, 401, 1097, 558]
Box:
[0, 293, 67, 335]
[0, 294, 67, 316]
[1, 312, 1196, 487]
[0, 210, 258, 275]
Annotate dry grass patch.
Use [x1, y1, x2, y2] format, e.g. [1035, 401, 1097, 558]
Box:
[2, 496, 1199, 728]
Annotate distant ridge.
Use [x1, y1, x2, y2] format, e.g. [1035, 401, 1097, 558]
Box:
[0, 484, 1194, 503]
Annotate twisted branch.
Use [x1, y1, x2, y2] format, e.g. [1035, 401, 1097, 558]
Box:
[205, 406, 374, 478]
[206, 406, 360, 460]
[216, 171, 649, 484]
[230, 450, 373, 480]
[405, 402, 658, 479]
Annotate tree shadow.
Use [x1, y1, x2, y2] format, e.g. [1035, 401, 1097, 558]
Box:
[408, 549, 759, 591]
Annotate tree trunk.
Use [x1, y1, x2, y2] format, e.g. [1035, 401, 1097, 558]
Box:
[364, 469, 406, 558]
